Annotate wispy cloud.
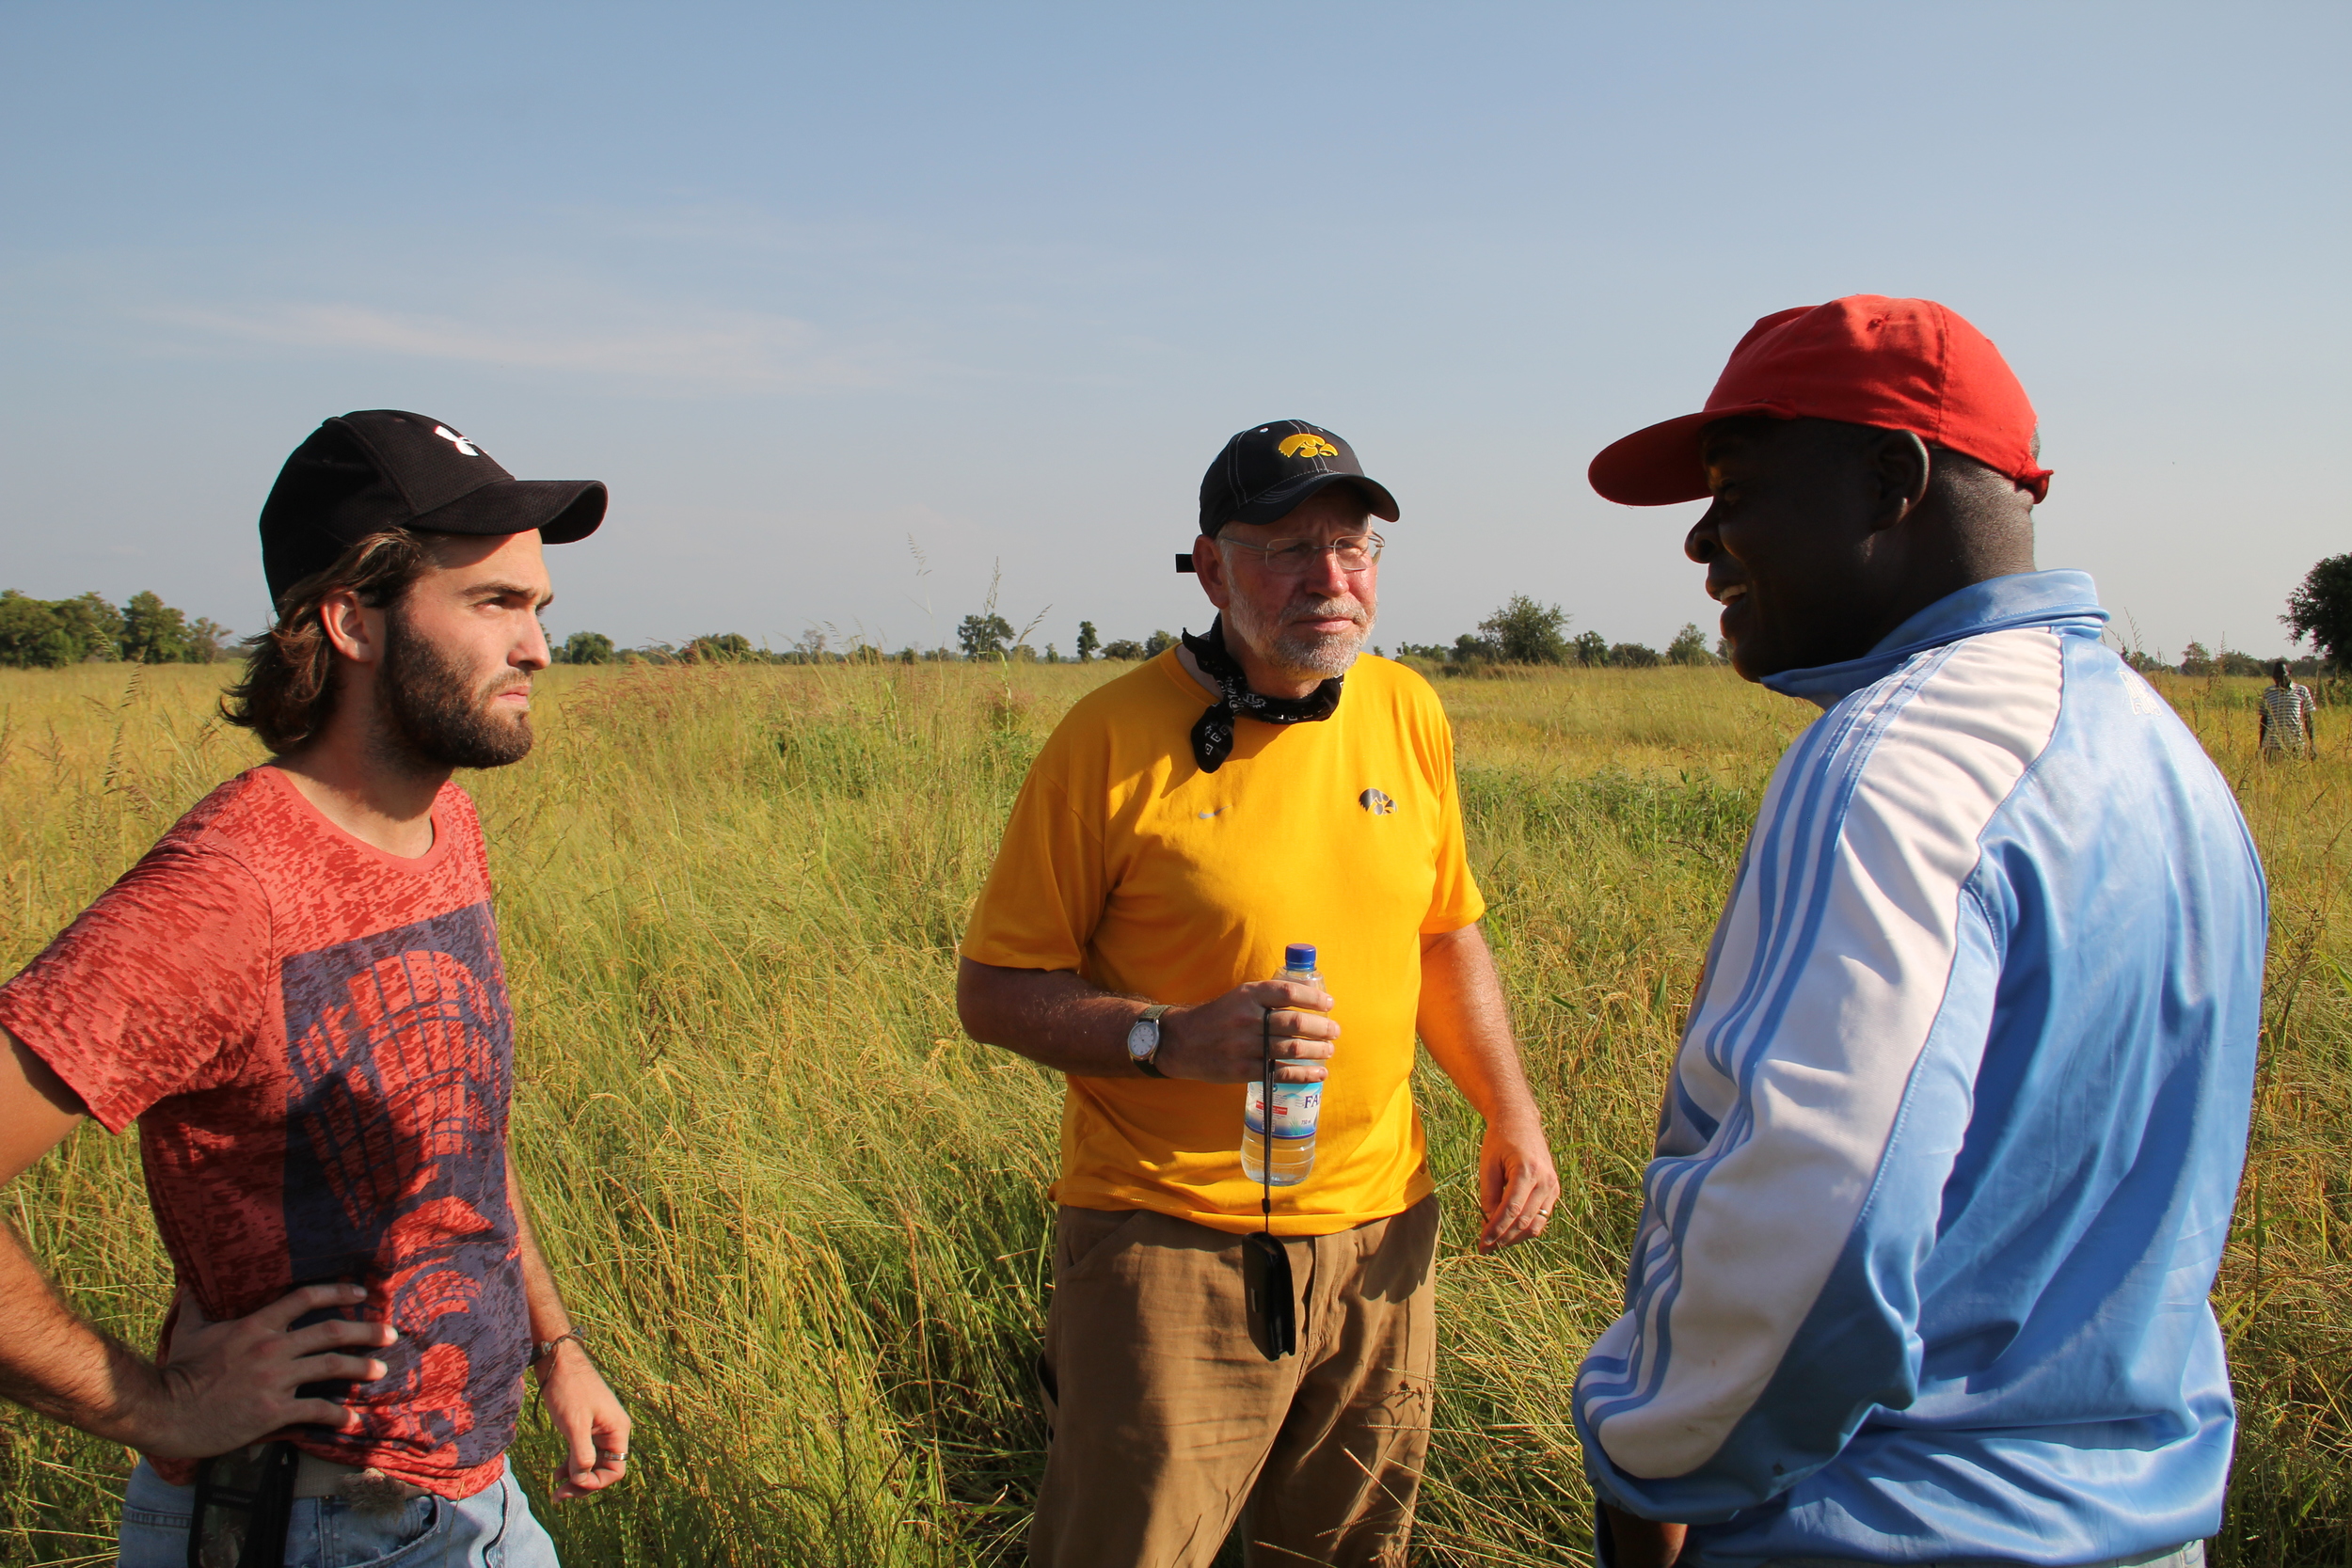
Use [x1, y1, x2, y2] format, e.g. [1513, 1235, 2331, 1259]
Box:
[150, 300, 935, 392]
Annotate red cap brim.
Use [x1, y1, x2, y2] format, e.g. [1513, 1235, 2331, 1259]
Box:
[1587, 403, 1785, 507]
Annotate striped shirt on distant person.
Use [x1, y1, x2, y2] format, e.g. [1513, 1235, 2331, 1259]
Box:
[2261, 679, 2316, 756]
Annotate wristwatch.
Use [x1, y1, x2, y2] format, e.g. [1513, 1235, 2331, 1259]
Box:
[1126, 1004, 1174, 1077]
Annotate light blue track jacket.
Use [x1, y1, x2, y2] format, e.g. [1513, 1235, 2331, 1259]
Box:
[1574, 571, 2265, 1564]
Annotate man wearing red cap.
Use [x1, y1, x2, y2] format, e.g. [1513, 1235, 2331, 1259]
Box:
[1573, 299, 2265, 1567]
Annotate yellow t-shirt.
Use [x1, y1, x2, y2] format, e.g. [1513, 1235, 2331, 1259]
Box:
[961, 650, 1485, 1236]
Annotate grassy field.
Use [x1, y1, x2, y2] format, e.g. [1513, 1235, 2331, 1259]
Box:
[0, 657, 2344, 1566]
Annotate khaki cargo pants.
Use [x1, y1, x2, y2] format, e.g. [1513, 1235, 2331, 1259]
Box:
[1028, 1195, 1439, 1568]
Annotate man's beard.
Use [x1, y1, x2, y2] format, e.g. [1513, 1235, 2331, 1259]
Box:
[1227, 591, 1373, 681]
[376, 613, 535, 771]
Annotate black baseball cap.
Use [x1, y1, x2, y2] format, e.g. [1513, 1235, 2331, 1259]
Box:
[1184, 420, 1397, 571]
[259, 410, 607, 608]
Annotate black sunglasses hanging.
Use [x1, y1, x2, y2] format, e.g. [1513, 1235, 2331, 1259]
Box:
[1242, 1006, 1297, 1360]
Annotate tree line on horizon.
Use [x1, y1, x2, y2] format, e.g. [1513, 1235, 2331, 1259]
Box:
[0, 589, 231, 668]
[548, 556, 2352, 680]
[14, 556, 2344, 683]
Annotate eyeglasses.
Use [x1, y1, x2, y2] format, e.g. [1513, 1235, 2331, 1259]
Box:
[1215, 531, 1385, 576]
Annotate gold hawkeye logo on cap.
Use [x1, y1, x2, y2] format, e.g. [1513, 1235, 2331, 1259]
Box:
[1277, 433, 1339, 460]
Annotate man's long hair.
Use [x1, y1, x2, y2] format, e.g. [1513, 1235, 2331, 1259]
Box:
[221, 530, 437, 753]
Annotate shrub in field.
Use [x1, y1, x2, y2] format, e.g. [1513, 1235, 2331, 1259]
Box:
[1476, 594, 1571, 665]
[1607, 641, 1662, 668]
[1574, 629, 1610, 666]
[1666, 622, 1715, 665]
[685, 632, 760, 663]
[558, 630, 616, 664]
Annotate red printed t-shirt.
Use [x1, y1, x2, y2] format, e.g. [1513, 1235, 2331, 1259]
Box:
[961, 651, 1485, 1236]
[0, 766, 528, 1499]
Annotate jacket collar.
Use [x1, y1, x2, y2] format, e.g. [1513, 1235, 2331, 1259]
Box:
[1761, 569, 2110, 708]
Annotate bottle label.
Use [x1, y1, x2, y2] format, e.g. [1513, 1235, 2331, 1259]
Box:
[1245, 1083, 1323, 1140]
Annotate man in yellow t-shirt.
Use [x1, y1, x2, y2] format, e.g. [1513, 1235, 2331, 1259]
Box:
[958, 419, 1560, 1567]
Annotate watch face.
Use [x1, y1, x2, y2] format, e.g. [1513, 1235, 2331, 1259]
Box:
[1127, 1018, 1157, 1060]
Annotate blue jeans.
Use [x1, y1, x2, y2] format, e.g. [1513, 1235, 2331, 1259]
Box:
[119, 1456, 561, 1568]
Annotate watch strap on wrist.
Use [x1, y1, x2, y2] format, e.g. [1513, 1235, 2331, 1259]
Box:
[1133, 1003, 1173, 1077]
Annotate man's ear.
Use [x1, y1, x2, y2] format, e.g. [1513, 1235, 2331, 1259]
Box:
[1866, 429, 1932, 533]
[318, 588, 386, 666]
[1191, 534, 1234, 610]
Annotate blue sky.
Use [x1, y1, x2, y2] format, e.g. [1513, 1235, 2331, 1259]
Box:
[2, 3, 2344, 661]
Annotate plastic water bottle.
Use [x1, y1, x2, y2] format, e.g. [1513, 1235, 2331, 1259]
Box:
[1243, 943, 1324, 1186]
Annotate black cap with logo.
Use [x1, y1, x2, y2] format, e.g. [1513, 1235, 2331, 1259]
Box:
[258, 410, 607, 608]
[1183, 419, 1398, 573]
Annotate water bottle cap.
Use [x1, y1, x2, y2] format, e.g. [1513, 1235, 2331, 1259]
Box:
[1285, 943, 1317, 971]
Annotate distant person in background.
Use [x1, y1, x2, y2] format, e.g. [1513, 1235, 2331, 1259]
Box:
[957, 420, 1558, 1567]
[2260, 659, 2317, 757]
[1572, 298, 2266, 1568]
[0, 412, 629, 1567]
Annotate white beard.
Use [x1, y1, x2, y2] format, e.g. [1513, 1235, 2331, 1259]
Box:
[1226, 592, 1373, 681]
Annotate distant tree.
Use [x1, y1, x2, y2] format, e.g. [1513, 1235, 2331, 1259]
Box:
[958, 612, 1015, 659]
[2284, 554, 2352, 670]
[1572, 630, 1610, 667]
[1101, 638, 1145, 660]
[1143, 629, 1178, 657]
[1075, 621, 1101, 663]
[119, 591, 194, 664]
[0, 592, 72, 667]
[186, 617, 231, 663]
[2179, 641, 2215, 676]
[1666, 623, 1714, 665]
[1715, 634, 1732, 663]
[1452, 632, 1492, 665]
[57, 593, 125, 661]
[1476, 595, 1569, 664]
[1609, 641, 1662, 669]
[1044, 643, 1061, 663]
[561, 630, 616, 665]
[685, 633, 756, 663]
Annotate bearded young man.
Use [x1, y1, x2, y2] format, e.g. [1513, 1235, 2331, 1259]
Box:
[0, 410, 630, 1567]
[957, 420, 1559, 1567]
[1573, 300, 2265, 1568]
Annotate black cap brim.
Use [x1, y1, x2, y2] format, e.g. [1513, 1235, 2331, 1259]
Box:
[1223, 471, 1399, 530]
[410, 479, 608, 543]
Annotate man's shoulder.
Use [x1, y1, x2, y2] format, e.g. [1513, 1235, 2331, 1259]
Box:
[145, 768, 289, 878]
[1811, 626, 2066, 760]
[1779, 627, 2074, 844]
[1348, 653, 1445, 714]
[1043, 655, 1200, 747]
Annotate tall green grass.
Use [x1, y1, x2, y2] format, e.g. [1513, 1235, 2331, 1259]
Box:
[0, 660, 2344, 1565]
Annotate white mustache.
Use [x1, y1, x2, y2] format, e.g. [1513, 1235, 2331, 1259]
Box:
[1282, 598, 1368, 627]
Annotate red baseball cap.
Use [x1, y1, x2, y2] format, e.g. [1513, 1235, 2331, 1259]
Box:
[1587, 295, 2052, 507]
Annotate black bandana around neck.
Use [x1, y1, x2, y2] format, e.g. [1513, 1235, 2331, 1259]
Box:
[1180, 616, 1344, 773]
